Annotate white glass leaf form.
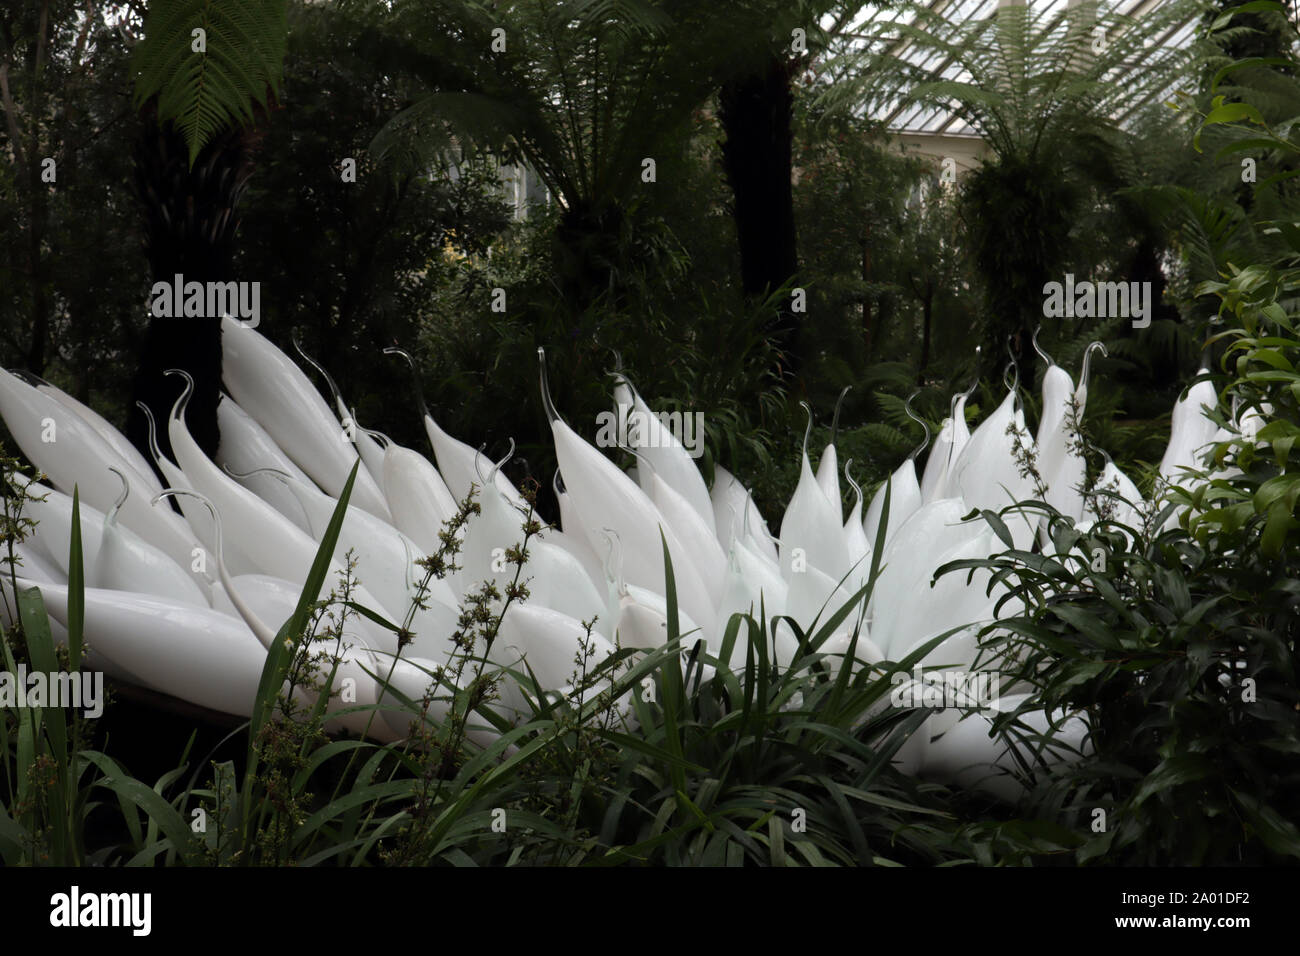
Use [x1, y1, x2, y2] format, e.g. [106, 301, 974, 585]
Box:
[921, 693, 1091, 802]
[139, 399, 212, 545]
[613, 592, 703, 651]
[922, 379, 977, 505]
[1039, 418, 1086, 523]
[209, 571, 302, 624]
[894, 612, 991, 673]
[1037, 363, 1074, 447]
[538, 522, 606, 596]
[1159, 368, 1220, 481]
[544, 353, 717, 634]
[139, 400, 256, 576]
[553, 469, 580, 535]
[732, 535, 788, 614]
[157, 486, 415, 739]
[865, 403, 931, 554]
[1034, 369, 1076, 455]
[548, 472, 617, 592]
[27, 374, 163, 499]
[713, 551, 783, 667]
[710, 465, 776, 562]
[462, 475, 610, 638]
[166, 377, 403, 653]
[814, 441, 840, 518]
[948, 389, 1036, 549]
[1, 578, 153, 688]
[1088, 456, 1143, 528]
[370, 655, 465, 744]
[0, 367, 201, 569]
[215, 393, 314, 533]
[489, 603, 617, 718]
[1040, 342, 1105, 524]
[1031, 326, 1068, 447]
[19, 478, 104, 575]
[820, 628, 883, 665]
[293, 335, 395, 514]
[1013, 405, 1033, 455]
[209, 573, 410, 668]
[28, 580, 268, 718]
[611, 373, 715, 536]
[10, 541, 64, 584]
[520, 538, 612, 637]
[950, 391, 973, 451]
[383, 345, 527, 511]
[381, 441, 461, 561]
[596, 525, 705, 649]
[777, 562, 862, 665]
[884, 496, 985, 566]
[866, 497, 984, 652]
[428, 413, 527, 511]
[1239, 401, 1269, 444]
[260, 467, 459, 621]
[206, 571, 399, 736]
[919, 415, 954, 505]
[949, 389, 1016, 508]
[352, 424, 391, 498]
[313, 647, 389, 738]
[220, 316, 391, 522]
[780, 413, 851, 582]
[861, 459, 922, 556]
[648, 471, 727, 606]
[92, 471, 209, 607]
[881, 527, 1001, 659]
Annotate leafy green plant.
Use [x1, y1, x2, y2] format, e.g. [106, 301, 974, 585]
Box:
[817, 0, 1211, 373]
[933, 261, 1300, 865]
[0, 460, 99, 865]
[132, 0, 289, 165]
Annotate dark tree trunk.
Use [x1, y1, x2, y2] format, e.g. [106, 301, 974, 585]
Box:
[552, 199, 626, 316]
[25, 157, 48, 374]
[1127, 236, 1180, 388]
[861, 236, 874, 360]
[127, 119, 257, 471]
[719, 55, 800, 369]
[919, 290, 933, 384]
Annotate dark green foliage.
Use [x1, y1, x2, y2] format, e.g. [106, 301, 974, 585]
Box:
[232, 2, 515, 449]
[132, 0, 289, 165]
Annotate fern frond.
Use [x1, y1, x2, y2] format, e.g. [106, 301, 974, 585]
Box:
[133, 0, 288, 166]
[816, 0, 1213, 165]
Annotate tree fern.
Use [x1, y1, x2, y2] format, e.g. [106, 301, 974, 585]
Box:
[816, 0, 1214, 164]
[133, 0, 289, 165]
[364, 0, 833, 210]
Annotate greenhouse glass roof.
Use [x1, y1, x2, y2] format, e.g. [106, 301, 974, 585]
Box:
[829, 0, 1200, 137]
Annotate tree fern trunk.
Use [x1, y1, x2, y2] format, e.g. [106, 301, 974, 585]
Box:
[919, 291, 933, 385]
[127, 118, 256, 469]
[719, 55, 800, 371]
[552, 199, 626, 315]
